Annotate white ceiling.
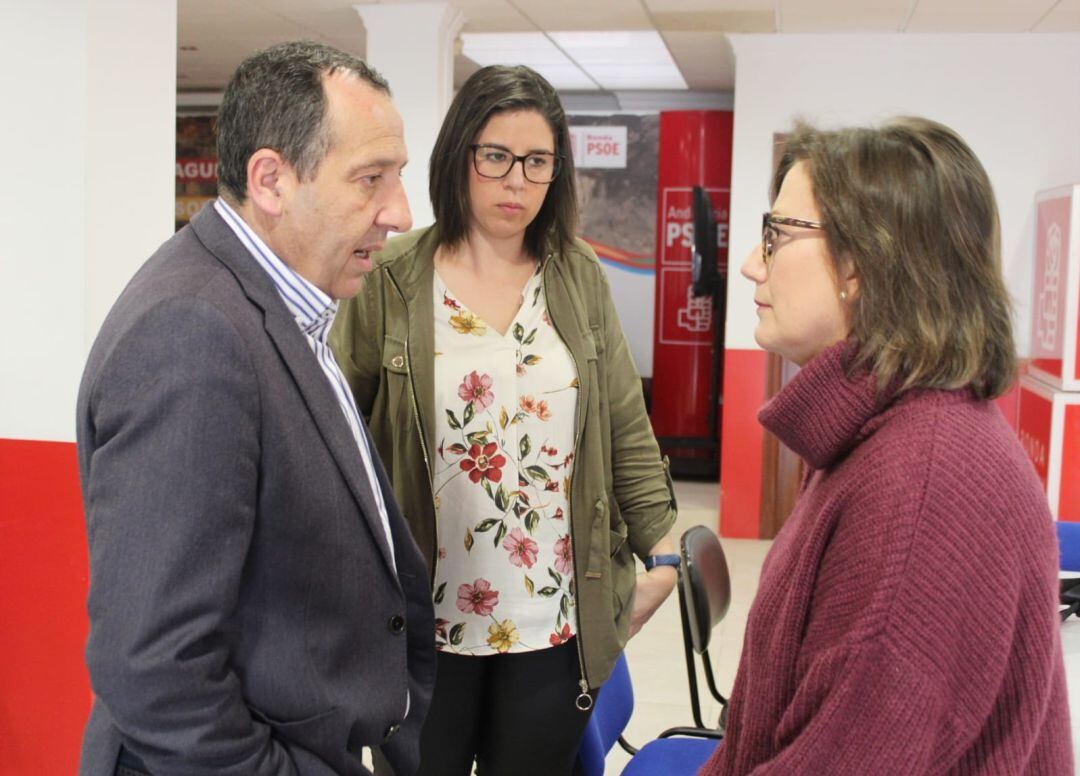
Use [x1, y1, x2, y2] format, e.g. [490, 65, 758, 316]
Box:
[177, 0, 1080, 93]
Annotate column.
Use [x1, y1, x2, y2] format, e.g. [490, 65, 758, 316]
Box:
[355, 1, 465, 231]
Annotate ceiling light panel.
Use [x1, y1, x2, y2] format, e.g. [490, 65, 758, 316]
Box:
[549, 31, 688, 90]
[460, 32, 596, 89]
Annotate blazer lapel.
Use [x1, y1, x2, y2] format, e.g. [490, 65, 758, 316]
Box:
[190, 204, 399, 577]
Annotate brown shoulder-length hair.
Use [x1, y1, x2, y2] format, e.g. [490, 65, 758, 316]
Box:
[774, 117, 1016, 399]
[428, 65, 578, 259]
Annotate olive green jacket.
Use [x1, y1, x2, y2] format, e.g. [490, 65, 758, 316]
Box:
[329, 226, 676, 688]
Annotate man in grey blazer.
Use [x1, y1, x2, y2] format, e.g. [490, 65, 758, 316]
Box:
[76, 42, 434, 776]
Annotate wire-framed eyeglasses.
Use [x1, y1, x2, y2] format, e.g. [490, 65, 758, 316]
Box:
[761, 212, 825, 266]
[470, 144, 561, 184]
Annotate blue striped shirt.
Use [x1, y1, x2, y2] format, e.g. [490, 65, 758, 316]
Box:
[214, 198, 396, 570]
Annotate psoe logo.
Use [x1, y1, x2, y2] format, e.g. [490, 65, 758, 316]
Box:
[1037, 222, 1062, 352]
[676, 286, 712, 333]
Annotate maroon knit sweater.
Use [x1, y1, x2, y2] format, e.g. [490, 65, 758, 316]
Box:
[701, 343, 1073, 775]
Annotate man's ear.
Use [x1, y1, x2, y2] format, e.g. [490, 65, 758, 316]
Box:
[245, 149, 292, 217]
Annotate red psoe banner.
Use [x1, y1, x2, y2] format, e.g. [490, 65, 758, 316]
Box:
[650, 111, 733, 472]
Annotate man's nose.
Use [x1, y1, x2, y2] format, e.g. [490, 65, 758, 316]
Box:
[378, 177, 413, 234]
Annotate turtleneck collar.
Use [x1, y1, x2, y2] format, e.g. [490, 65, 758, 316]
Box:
[757, 341, 899, 470]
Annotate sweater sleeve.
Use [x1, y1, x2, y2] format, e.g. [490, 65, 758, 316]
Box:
[730, 638, 953, 775]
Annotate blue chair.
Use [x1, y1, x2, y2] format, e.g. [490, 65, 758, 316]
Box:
[576, 652, 635, 776]
[1059, 521, 1080, 571]
[578, 652, 721, 776]
[1059, 521, 1080, 621]
[577, 526, 731, 774]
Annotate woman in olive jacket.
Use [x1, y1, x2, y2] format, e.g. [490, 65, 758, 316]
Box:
[330, 65, 676, 776]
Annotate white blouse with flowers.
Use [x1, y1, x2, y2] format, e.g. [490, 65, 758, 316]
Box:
[431, 265, 579, 656]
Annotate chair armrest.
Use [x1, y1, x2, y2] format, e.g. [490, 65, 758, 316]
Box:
[657, 726, 725, 740]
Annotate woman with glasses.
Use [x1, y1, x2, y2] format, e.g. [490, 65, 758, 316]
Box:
[331, 64, 677, 776]
[700, 118, 1071, 775]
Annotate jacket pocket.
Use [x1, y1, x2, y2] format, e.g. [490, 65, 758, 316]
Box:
[609, 524, 636, 624]
[609, 521, 628, 558]
[250, 705, 346, 753]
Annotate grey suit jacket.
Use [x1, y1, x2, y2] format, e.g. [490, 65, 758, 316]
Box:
[76, 205, 435, 776]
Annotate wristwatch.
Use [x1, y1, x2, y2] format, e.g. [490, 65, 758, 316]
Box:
[643, 553, 680, 571]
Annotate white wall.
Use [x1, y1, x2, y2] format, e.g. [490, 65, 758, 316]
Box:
[358, 2, 463, 233]
[600, 263, 654, 376]
[0, 0, 176, 442]
[86, 0, 177, 348]
[725, 33, 1080, 355]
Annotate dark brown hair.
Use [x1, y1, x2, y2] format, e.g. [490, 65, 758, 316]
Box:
[428, 65, 578, 259]
[774, 117, 1015, 399]
[217, 41, 389, 204]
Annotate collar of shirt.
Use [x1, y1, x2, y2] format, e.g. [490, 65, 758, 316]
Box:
[214, 198, 337, 342]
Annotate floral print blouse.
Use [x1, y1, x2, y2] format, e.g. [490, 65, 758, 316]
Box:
[431, 265, 579, 656]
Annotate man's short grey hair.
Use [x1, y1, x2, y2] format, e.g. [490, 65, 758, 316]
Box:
[216, 40, 390, 203]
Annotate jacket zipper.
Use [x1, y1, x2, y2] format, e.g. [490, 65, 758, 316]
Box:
[541, 256, 592, 710]
[387, 272, 440, 583]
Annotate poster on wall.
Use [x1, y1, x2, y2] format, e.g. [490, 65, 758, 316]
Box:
[176, 116, 218, 231]
[569, 114, 659, 377]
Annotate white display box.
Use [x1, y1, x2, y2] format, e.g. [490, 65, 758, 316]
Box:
[1028, 184, 1080, 391]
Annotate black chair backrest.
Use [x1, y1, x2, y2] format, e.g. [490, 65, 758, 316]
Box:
[680, 525, 731, 654]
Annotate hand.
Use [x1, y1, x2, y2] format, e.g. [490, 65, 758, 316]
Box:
[628, 565, 677, 639]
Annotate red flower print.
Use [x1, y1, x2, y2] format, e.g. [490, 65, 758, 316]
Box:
[458, 371, 494, 410]
[460, 442, 507, 484]
[541, 444, 558, 457]
[516, 364, 527, 377]
[549, 623, 572, 646]
[519, 395, 538, 414]
[457, 578, 499, 616]
[435, 618, 450, 640]
[553, 507, 565, 520]
[536, 400, 551, 421]
[438, 547, 447, 560]
[545, 480, 559, 492]
[443, 291, 461, 311]
[503, 528, 539, 569]
[554, 535, 573, 575]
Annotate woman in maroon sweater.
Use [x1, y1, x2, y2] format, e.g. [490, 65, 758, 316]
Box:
[701, 118, 1073, 775]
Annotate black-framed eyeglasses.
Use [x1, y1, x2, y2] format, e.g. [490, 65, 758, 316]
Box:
[470, 143, 561, 184]
[761, 212, 825, 266]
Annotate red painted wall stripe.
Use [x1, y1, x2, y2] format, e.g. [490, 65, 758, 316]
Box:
[720, 349, 768, 538]
[0, 438, 91, 775]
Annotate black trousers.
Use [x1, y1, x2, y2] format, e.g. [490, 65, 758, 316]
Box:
[384, 639, 596, 776]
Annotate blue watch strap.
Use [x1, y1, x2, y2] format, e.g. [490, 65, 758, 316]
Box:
[644, 553, 680, 571]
